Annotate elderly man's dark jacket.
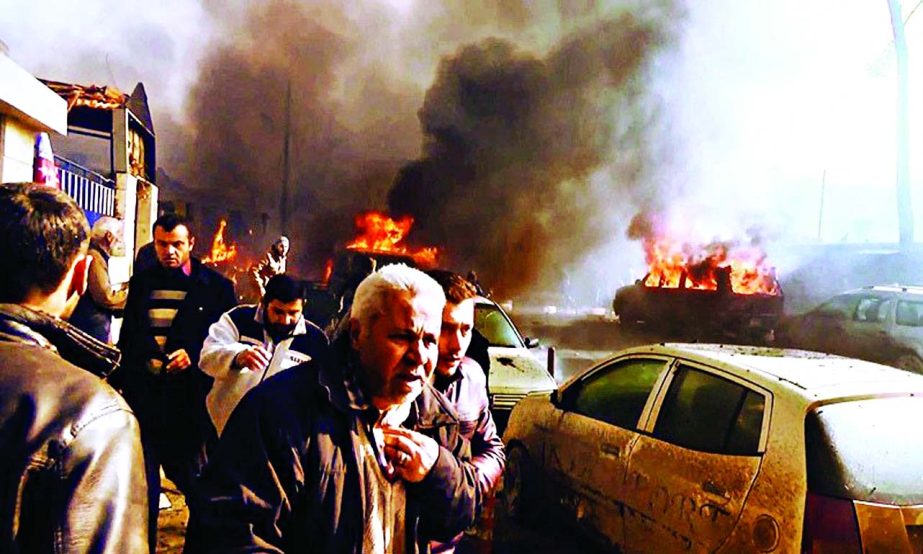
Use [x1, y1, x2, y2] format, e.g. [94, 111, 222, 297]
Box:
[0, 304, 148, 553]
[185, 342, 480, 553]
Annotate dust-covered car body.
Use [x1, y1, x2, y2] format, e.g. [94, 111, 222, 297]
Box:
[503, 343, 923, 553]
[779, 284, 923, 373]
[474, 297, 556, 417]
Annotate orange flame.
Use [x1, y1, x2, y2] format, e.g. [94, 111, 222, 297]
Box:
[202, 218, 238, 264]
[642, 237, 779, 295]
[322, 259, 333, 284]
[345, 211, 438, 267]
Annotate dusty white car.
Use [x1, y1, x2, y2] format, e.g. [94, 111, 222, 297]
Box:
[503, 343, 923, 553]
[474, 297, 557, 421]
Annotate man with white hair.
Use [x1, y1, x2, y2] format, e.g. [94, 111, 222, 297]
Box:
[70, 216, 129, 342]
[187, 264, 479, 553]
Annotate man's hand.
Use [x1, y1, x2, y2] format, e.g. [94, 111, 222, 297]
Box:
[234, 345, 272, 372]
[165, 349, 192, 373]
[382, 426, 440, 483]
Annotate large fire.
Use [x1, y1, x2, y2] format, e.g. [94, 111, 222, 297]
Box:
[201, 218, 238, 265]
[345, 211, 438, 267]
[642, 237, 780, 295]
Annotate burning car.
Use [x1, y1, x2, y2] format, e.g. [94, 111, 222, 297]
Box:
[614, 237, 783, 339]
[307, 211, 556, 424]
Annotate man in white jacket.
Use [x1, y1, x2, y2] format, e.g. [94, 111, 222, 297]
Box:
[200, 274, 329, 435]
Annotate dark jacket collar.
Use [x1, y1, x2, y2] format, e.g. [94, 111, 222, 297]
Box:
[0, 304, 121, 379]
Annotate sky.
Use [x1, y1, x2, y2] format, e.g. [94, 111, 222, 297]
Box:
[1, 0, 921, 298]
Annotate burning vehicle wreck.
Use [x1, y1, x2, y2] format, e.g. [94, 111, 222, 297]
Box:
[615, 224, 784, 340]
[305, 211, 555, 426]
[613, 270, 784, 340]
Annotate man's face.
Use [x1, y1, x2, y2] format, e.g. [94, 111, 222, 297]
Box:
[352, 291, 443, 410]
[154, 225, 194, 269]
[436, 298, 475, 378]
[264, 298, 303, 338]
[274, 239, 289, 257]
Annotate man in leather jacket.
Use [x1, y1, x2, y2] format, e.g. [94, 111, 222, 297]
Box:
[186, 264, 479, 553]
[0, 183, 147, 553]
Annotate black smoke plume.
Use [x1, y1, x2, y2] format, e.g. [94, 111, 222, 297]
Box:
[389, 11, 672, 295]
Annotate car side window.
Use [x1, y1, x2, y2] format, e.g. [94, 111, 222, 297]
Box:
[854, 297, 884, 322]
[570, 358, 665, 430]
[815, 295, 859, 318]
[876, 299, 893, 323]
[896, 300, 923, 327]
[653, 365, 765, 455]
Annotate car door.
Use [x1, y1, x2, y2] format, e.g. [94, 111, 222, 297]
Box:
[842, 294, 893, 361]
[891, 298, 923, 363]
[622, 362, 770, 553]
[544, 356, 670, 549]
[794, 294, 860, 355]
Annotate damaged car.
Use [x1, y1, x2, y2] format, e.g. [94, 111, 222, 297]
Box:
[475, 296, 557, 429]
[503, 343, 923, 553]
[778, 284, 923, 373]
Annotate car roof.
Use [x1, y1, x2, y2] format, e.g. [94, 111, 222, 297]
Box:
[591, 343, 923, 406]
[842, 284, 923, 296]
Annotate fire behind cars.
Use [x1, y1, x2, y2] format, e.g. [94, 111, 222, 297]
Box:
[614, 236, 783, 340]
[502, 343, 923, 553]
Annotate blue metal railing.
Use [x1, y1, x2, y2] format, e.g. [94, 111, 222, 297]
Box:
[55, 156, 116, 221]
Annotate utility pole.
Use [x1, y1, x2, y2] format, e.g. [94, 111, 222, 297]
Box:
[887, 0, 913, 245]
[280, 78, 292, 235]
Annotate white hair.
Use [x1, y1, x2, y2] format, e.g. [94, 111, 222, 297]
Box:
[90, 216, 122, 243]
[350, 264, 445, 331]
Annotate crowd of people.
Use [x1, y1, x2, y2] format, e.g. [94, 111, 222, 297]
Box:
[0, 181, 504, 553]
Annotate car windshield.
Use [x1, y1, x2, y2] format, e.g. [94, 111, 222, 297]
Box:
[805, 396, 923, 505]
[475, 304, 523, 348]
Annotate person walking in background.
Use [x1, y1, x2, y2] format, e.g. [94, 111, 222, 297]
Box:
[249, 235, 289, 297]
[70, 216, 129, 342]
[200, 274, 329, 436]
[0, 182, 147, 553]
[116, 212, 236, 550]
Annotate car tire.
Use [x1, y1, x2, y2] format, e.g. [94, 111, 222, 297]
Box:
[504, 445, 537, 524]
[894, 354, 923, 374]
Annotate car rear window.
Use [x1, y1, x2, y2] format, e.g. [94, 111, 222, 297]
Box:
[653, 365, 765, 455]
[806, 396, 923, 505]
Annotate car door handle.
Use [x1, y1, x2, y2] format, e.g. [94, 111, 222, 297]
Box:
[601, 443, 620, 457]
[702, 480, 728, 497]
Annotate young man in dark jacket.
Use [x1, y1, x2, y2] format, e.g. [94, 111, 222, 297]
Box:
[116, 213, 236, 547]
[186, 264, 479, 553]
[0, 182, 147, 553]
[425, 270, 505, 552]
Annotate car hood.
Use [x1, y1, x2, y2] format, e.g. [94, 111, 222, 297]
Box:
[487, 346, 557, 393]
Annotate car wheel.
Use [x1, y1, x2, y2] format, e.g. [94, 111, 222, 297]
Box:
[504, 446, 536, 523]
[894, 354, 923, 374]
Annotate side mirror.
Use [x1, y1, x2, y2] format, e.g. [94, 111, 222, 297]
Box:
[525, 337, 540, 348]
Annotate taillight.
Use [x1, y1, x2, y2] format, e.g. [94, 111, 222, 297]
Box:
[801, 492, 861, 553]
